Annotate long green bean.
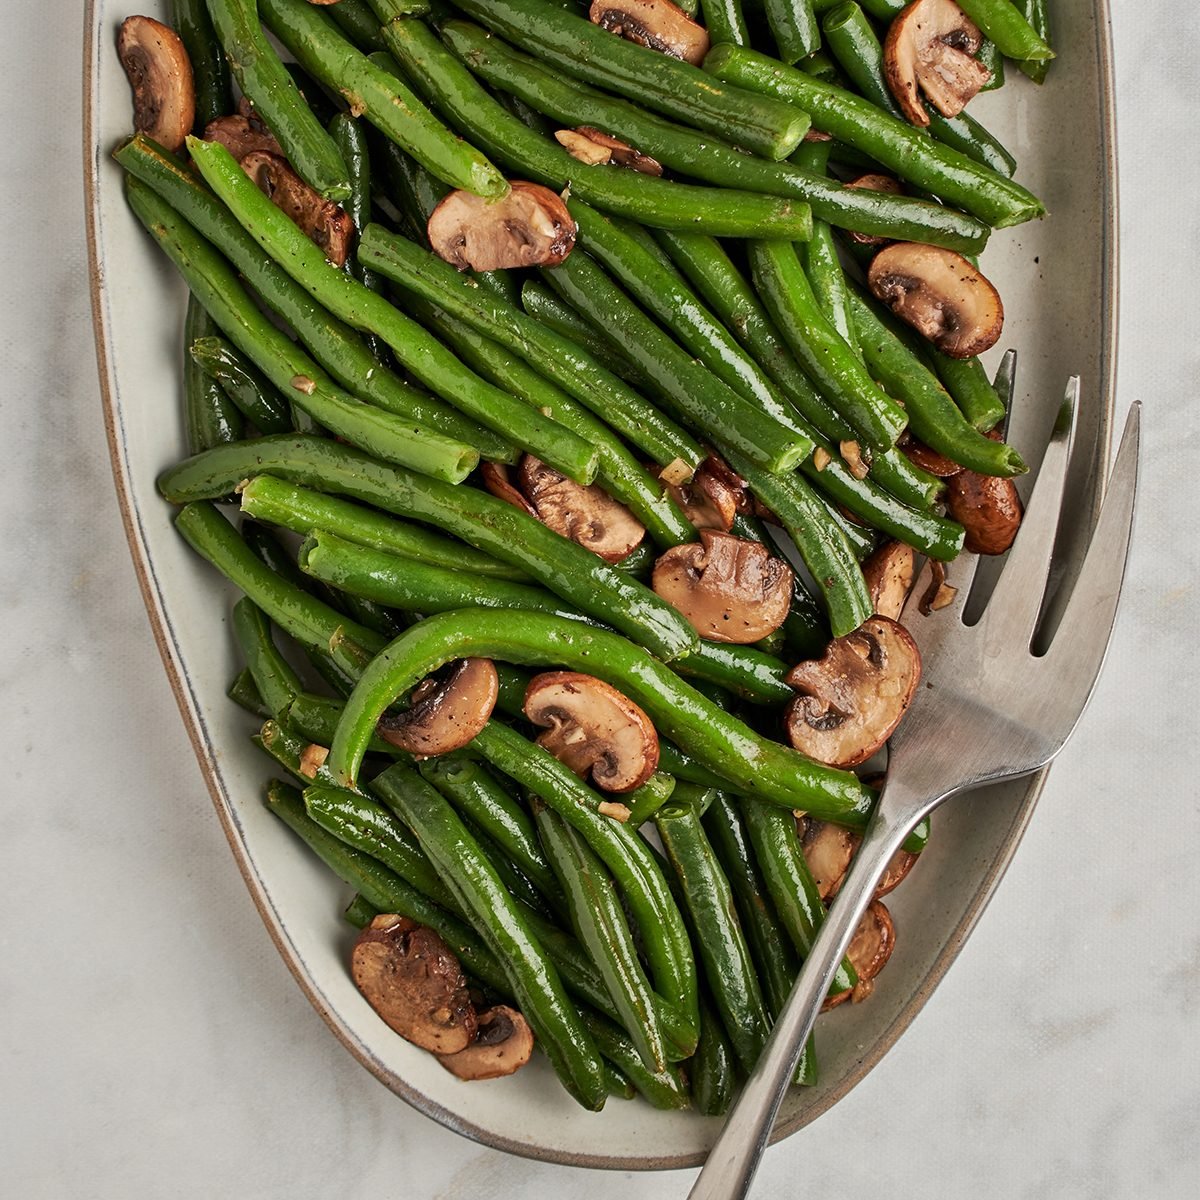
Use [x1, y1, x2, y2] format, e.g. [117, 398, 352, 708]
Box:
[171, 0, 233, 129]
[190, 335, 293, 435]
[182, 295, 243, 452]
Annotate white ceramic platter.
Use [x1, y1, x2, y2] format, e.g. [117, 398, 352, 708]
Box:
[85, 0, 1117, 1169]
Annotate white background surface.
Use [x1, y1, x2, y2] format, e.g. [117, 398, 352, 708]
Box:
[3, 5, 1198, 1198]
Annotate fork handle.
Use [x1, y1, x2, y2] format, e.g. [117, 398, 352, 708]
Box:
[688, 799, 917, 1200]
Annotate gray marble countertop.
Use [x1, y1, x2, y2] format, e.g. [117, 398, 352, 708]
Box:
[3, 5, 1197, 1197]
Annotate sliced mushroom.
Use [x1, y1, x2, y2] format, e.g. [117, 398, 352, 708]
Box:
[376, 658, 499, 758]
[660, 455, 746, 532]
[784, 616, 921, 767]
[883, 0, 990, 127]
[555, 127, 664, 176]
[589, 0, 710, 65]
[823, 900, 896, 1007]
[862, 541, 916, 620]
[203, 113, 283, 161]
[845, 174, 906, 246]
[875, 846, 919, 897]
[427, 182, 576, 273]
[652, 531, 793, 644]
[351, 915, 477, 1053]
[945, 466, 1023, 554]
[868, 242, 1003, 359]
[518, 456, 646, 562]
[900, 433, 965, 478]
[436, 1005, 535, 1081]
[240, 151, 354, 267]
[479, 461, 538, 518]
[117, 16, 196, 152]
[524, 672, 659, 793]
[799, 817, 856, 902]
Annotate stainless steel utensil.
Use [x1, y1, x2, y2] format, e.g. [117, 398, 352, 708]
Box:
[690, 374, 1140, 1200]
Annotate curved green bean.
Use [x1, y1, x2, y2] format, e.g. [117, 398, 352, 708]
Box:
[182, 295, 243, 452]
[955, 0, 1054, 61]
[190, 335, 293, 434]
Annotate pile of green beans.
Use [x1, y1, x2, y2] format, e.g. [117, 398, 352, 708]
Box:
[121, 0, 1052, 1115]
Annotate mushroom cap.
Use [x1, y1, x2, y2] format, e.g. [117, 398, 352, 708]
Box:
[799, 817, 856, 902]
[240, 151, 354, 267]
[524, 671, 660, 793]
[862, 541, 916, 620]
[203, 114, 283, 161]
[436, 1005, 535, 1081]
[823, 900, 896, 1007]
[589, 0, 710, 66]
[652, 530, 793, 644]
[945, 467, 1023, 554]
[117, 16, 196, 153]
[376, 658, 499, 758]
[868, 242, 1004, 359]
[784, 616, 922, 768]
[660, 455, 746, 532]
[518, 456, 646, 562]
[845, 174, 906, 246]
[427, 181, 576, 273]
[883, 0, 990, 127]
[479, 461, 538, 518]
[900, 434, 965, 478]
[350, 915, 477, 1053]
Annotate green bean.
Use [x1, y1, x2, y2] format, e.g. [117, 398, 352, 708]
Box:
[264, 779, 513, 993]
[372, 764, 609, 1109]
[441, 21, 988, 254]
[763, 0, 819, 64]
[127, 179, 478, 482]
[690, 995, 736, 1115]
[404, 298, 697, 549]
[231, 598, 305, 720]
[184, 138, 598, 485]
[447, 0, 807, 160]
[343, 892, 379, 929]
[701, 0, 751, 47]
[704, 43, 1045, 228]
[743, 802, 857, 999]
[1012, 0, 1051, 83]
[977, 36, 1006, 90]
[205, 0, 349, 200]
[379, 16, 812, 234]
[170, 0, 233, 129]
[228, 668, 270, 718]
[114, 136, 514, 460]
[749, 239, 907, 455]
[821, 2, 1017, 179]
[656, 802, 770, 1076]
[282, 692, 400, 756]
[931, 353, 1007, 433]
[534, 800, 669, 1072]
[357, 226, 703, 479]
[579, 1011, 691, 1111]
[955, 0, 1054, 62]
[324, 0, 387, 53]
[327, 610, 876, 828]
[238, 475, 528, 581]
[652, 230, 943, 511]
[847, 289, 1027, 476]
[257, 717, 367, 792]
[256, 0, 507, 197]
[183, 295, 243, 452]
[625, 773, 680, 831]
[190, 336, 293, 434]
[656, 743, 733, 791]
[419, 755, 558, 899]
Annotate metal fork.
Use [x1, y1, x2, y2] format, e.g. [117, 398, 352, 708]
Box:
[690, 376, 1140, 1200]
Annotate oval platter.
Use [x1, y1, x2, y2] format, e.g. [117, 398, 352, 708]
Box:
[84, 0, 1118, 1170]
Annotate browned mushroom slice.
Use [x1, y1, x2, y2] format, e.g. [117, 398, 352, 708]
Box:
[518, 455, 646, 562]
[203, 114, 283, 161]
[556, 127, 665, 175]
[875, 846, 918, 897]
[899, 433, 964, 478]
[589, 0, 710, 65]
[844, 174, 906, 246]
[240, 151, 354, 267]
[862, 541, 916, 620]
[823, 900, 896, 1006]
[376, 659, 499, 758]
[117, 16, 196, 152]
[868, 243, 1003, 359]
[883, 0, 990, 127]
[524, 671, 660, 793]
[652, 531, 793, 644]
[427, 181, 576, 272]
[351, 915, 478, 1053]
[661, 455, 746, 532]
[479, 461, 538, 518]
[799, 817, 856, 902]
[945, 466, 1023, 554]
[784, 616, 921, 767]
[436, 1005, 535, 1081]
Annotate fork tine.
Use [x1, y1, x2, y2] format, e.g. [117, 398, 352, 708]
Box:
[977, 378, 1079, 645]
[1043, 403, 1140, 683]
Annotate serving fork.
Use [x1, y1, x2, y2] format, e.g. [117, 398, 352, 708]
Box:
[691, 366, 1140, 1200]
